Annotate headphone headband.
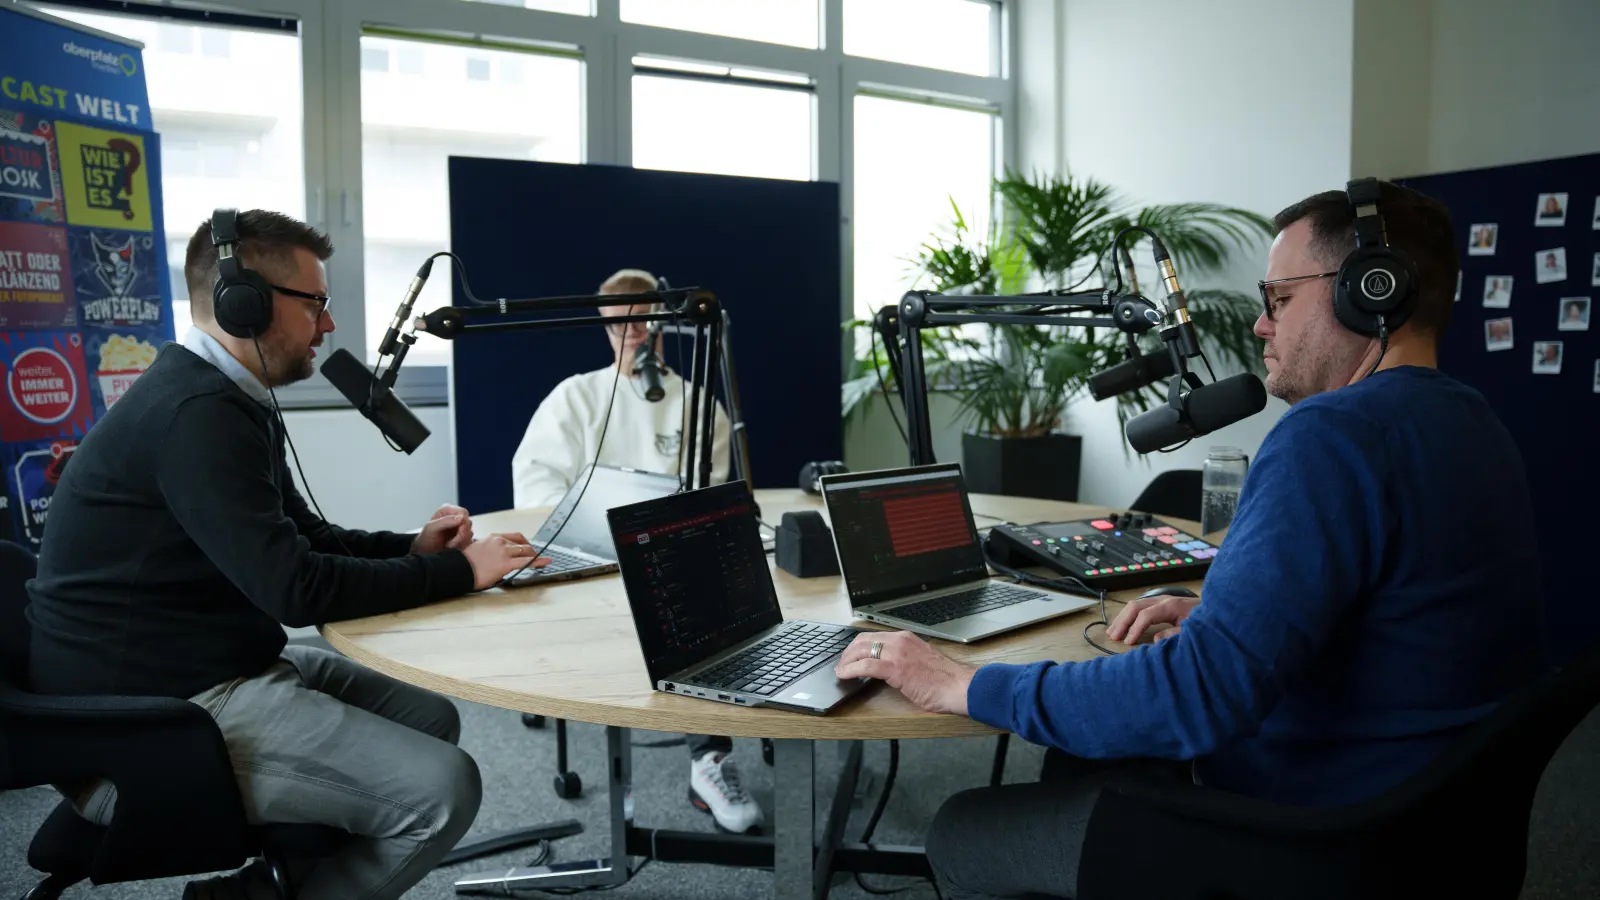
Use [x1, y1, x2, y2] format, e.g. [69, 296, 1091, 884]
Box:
[1346, 178, 1387, 250]
[212, 207, 241, 255]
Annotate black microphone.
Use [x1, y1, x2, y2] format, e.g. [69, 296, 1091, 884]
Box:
[380, 256, 435, 357]
[1125, 373, 1267, 454]
[321, 348, 431, 454]
[1088, 349, 1178, 401]
[632, 320, 666, 402]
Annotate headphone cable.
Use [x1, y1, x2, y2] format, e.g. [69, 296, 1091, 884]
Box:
[252, 334, 353, 557]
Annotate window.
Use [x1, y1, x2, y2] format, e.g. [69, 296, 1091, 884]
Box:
[845, 0, 995, 76]
[632, 62, 814, 181]
[463, 0, 593, 14]
[853, 95, 997, 318]
[621, 0, 820, 49]
[360, 35, 583, 365]
[36, 6, 305, 346]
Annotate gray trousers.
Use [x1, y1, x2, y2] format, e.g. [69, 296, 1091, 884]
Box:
[926, 750, 1191, 900]
[72, 645, 482, 900]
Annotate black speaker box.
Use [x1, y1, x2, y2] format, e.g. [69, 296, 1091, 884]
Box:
[775, 511, 840, 578]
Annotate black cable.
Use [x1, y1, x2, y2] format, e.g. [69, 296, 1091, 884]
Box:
[1198, 348, 1218, 383]
[253, 334, 352, 557]
[1157, 439, 1192, 454]
[499, 335, 628, 586]
[855, 740, 928, 896]
[1367, 317, 1389, 379]
[870, 326, 909, 445]
[521, 857, 652, 895]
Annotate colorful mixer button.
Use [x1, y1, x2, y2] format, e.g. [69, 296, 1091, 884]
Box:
[1158, 536, 1179, 544]
[1142, 527, 1163, 537]
[1090, 519, 1115, 530]
[1184, 556, 1195, 563]
[1157, 526, 1178, 536]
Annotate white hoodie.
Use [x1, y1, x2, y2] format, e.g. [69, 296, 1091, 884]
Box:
[510, 365, 732, 509]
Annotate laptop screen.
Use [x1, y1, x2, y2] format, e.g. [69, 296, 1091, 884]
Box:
[536, 465, 681, 559]
[607, 481, 783, 684]
[821, 464, 988, 606]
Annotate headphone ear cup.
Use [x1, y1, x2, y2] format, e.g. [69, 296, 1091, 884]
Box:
[1334, 246, 1418, 337]
[213, 260, 275, 339]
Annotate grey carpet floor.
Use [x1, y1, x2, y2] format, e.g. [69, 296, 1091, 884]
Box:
[4, 673, 1597, 899]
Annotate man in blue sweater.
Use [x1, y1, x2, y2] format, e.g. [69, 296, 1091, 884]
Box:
[834, 181, 1548, 900]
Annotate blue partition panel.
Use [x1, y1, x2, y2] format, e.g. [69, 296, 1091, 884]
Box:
[1399, 153, 1599, 663]
[447, 158, 842, 516]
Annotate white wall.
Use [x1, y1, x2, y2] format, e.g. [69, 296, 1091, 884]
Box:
[1351, 0, 1433, 179]
[1054, 0, 1355, 506]
[282, 406, 457, 532]
[1425, 0, 1600, 175]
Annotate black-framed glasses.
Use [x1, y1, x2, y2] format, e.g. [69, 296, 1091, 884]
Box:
[1257, 271, 1337, 320]
[272, 283, 330, 318]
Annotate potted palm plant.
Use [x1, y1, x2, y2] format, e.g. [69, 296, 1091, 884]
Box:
[843, 170, 1271, 500]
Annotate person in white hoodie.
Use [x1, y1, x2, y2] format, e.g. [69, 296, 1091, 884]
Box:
[510, 269, 762, 834]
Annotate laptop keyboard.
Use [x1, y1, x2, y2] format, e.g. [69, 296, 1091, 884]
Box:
[693, 623, 856, 696]
[888, 584, 1042, 626]
[511, 547, 597, 579]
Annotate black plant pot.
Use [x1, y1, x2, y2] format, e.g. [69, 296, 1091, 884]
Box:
[961, 432, 1082, 501]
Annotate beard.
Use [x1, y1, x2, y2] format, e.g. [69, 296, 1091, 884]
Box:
[260, 333, 318, 386]
[1264, 318, 1361, 405]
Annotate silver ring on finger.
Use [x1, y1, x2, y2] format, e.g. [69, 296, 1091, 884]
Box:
[870, 640, 883, 660]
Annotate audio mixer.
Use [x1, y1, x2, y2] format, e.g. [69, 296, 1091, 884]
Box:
[985, 511, 1218, 591]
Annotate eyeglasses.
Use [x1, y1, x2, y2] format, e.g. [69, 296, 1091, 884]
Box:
[1257, 272, 1337, 321]
[272, 284, 330, 318]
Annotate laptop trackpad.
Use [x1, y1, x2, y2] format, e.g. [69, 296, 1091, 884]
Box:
[765, 663, 860, 712]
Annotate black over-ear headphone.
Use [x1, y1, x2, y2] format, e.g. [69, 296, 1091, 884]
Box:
[1332, 178, 1419, 337]
[211, 208, 275, 338]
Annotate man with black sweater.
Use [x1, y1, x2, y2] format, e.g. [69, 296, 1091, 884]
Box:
[26, 210, 546, 900]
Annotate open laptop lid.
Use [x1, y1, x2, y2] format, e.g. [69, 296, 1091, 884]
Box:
[819, 463, 989, 608]
[607, 480, 783, 685]
[535, 465, 681, 559]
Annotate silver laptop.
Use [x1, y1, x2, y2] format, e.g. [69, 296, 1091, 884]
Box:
[608, 480, 872, 715]
[820, 463, 1096, 643]
[504, 465, 680, 586]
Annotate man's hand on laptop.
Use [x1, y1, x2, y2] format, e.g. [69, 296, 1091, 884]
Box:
[464, 531, 552, 590]
[412, 504, 475, 555]
[835, 631, 976, 716]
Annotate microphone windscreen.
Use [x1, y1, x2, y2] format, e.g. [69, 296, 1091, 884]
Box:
[1187, 373, 1268, 433]
[321, 347, 374, 408]
[1088, 350, 1178, 401]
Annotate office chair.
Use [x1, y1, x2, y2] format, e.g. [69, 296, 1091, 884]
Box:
[1129, 469, 1203, 523]
[0, 540, 349, 900]
[1074, 651, 1600, 900]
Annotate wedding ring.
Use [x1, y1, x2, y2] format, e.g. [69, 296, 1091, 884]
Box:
[870, 640, 883, 660]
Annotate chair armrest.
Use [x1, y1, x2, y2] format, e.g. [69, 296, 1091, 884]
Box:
[0, 681, 253, 883]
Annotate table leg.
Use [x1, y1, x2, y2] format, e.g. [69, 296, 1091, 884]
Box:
[452, 726, 632, 893]
[772, 738, 815, 900]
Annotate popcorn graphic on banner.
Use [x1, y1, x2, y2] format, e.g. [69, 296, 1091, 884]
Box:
[95, 332, 155, 408]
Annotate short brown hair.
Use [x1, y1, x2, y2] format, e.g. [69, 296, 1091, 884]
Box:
[1271, 181, 1458, 339]
[184, 210, 333, 323]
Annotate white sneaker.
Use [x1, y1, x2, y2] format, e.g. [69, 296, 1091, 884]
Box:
[689, 751, 764, 834]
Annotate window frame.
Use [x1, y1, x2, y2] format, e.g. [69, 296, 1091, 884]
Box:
[25, 0, 1015, 408]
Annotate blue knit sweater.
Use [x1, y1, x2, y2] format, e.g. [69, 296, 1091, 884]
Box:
[966, 366, 1550, 807]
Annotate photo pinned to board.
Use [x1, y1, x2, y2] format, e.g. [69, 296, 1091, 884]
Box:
[1483, 275, 1513, 308]
[1592, 251, 1600, 286]
[1559, 297, 1590, 332]
[1468, 223, 1498, 255]
[1535, 192, 1568, 226]
[1485, 316, 1514, 352]
[1454, 269, 1462, 302]
[1532, 341, 1563, 375]
[1593, 360, 1600, 393]
[1536, 247, 1567, 284]
[1592, 196, 1600, 230]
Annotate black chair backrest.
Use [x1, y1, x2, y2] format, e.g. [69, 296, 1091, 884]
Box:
[1131, 469, 1202, 522]
[0, 540, 37, 688]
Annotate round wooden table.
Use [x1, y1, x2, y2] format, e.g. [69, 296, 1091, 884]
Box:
[321, 489, 1205, 898]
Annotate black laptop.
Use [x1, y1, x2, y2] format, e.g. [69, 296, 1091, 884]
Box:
[607, 481, 872, 715]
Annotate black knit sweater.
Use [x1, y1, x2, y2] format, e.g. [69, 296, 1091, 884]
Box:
[26, 343, 474, 699]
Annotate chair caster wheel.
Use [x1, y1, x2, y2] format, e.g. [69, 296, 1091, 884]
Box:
[553, 771, 582, 799]
[522, 714, 546, 729]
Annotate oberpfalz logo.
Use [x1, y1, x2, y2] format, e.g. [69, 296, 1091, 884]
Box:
[61, 41, 139, 77]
